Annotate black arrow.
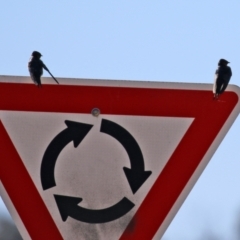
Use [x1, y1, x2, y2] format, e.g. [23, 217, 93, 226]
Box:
[100, 119, 152, 194]
[54, 195, 135, 223]
[41, 120, 93, 190]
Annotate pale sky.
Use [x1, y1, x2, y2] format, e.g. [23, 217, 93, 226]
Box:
[1, 1, 240, 239]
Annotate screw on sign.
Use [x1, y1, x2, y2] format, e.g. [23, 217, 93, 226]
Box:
[0, 76, 239, 240]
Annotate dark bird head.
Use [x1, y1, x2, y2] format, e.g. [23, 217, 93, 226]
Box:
[218, 59, 230, 66]
[31, 51, 42, 58]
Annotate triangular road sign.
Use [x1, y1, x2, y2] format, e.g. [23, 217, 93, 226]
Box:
[0, 76, 239, 240]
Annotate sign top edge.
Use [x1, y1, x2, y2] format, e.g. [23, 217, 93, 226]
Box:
[0, 75, 239, 93]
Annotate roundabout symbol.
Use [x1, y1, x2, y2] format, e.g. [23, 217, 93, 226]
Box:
[40, 119, 152, 224]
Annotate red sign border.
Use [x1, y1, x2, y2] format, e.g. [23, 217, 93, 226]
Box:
[0, 82, 238, 240]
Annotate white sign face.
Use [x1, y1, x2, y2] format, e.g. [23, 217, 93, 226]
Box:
[0, 76, 239, 240]
[1, 112, 192, 239]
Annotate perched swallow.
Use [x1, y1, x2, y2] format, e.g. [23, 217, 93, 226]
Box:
[213, 59, 232, 99]
[28, 51, 59, 87]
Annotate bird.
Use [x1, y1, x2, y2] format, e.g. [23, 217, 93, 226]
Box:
[213, 59, 232, 99]
[28, 51, 59, 87]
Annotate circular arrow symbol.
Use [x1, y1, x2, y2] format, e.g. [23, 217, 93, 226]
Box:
[40, 118, 151, 223]
[100, 119, 152, 194]
[54, 195, 134, 224]
[40, 120, 93, 190]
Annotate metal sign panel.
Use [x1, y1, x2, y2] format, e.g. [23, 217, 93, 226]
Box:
[0, 76, 239, 240]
